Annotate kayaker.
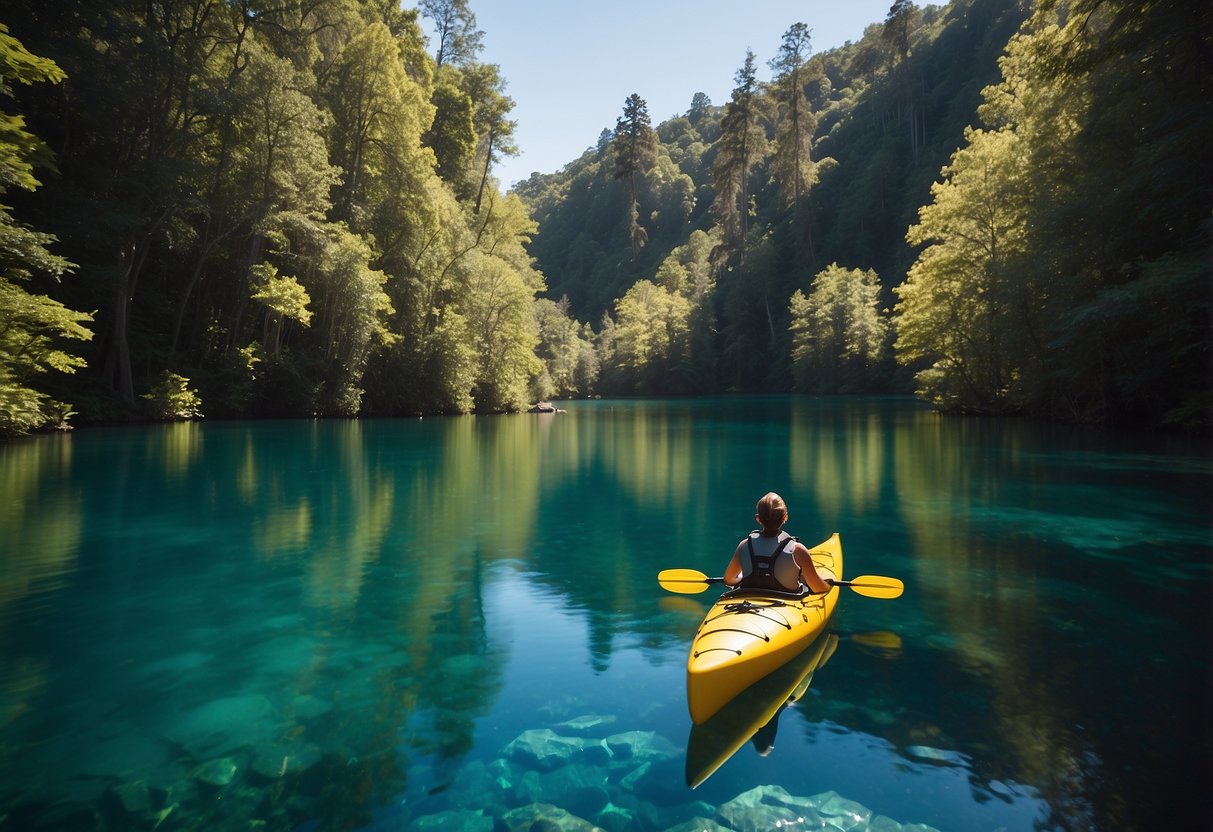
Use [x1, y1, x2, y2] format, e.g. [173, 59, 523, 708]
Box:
[723, 492, 833, 594]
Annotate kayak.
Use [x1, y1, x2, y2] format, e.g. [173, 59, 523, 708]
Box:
[686, 533, 842, 725]
[686, 630, 839, 787]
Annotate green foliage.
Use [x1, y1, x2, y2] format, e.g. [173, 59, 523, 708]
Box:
[142, 371, 202, 421]
[532, 297, 597, 399]
[790, 264, 890, 393]
[895, 0, 1212, 426]
[0, 22, 91, 438]
[1, 0, 1205, 430]
[599, 280, 691, 395]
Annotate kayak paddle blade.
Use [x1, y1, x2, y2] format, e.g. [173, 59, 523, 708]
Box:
[657, 568, 722, 595]
[840, 575, 905, 599]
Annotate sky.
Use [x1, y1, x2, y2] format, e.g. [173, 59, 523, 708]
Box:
[420, 1, 897, 189]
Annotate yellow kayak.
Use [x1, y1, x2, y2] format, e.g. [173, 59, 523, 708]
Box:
[686, 533, 842, 725]
[686, 630, 839, 787]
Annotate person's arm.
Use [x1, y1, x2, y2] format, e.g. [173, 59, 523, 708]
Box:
[794, 544, 833, 594]
[723, 543, 745, 586]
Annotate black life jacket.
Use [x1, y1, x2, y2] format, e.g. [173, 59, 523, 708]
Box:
[739, 530, 800, 592]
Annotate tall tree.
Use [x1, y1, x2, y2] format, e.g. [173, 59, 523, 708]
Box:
[711, 50, 768, 266]
[611, 93, 658, 262]
[420, 0, 484, 69]
[768, 23, 817, 209]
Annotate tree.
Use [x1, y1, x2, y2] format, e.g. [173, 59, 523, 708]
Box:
[789, 264, 888, 393]
[711, 51, 768, 266]
[768, 23, 817, 209]
[420, 0, 484, 69]
[460, 62, 517, 214]
[895, 126, 1033, 412]
[602, 280, 690, 394]
[611, 93, 658, 262]
[250, 264, 312, 359]
[425, 64, 477, 195]
[0, 24, 92, 437]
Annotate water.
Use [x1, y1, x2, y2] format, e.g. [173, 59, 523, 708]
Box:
[1, 397, 1209, 831]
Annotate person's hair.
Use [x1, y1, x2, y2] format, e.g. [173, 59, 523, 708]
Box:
[756, 492, 788, 532]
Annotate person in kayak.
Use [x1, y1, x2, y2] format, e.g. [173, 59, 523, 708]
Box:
[723, 492, 833, 594]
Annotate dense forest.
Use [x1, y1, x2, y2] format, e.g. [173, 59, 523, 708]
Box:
[0, 0, 1209, 438]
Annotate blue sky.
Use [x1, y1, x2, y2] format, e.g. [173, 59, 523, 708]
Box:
[419, 1, 897, 189]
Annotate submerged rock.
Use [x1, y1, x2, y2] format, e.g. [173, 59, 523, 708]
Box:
[512, 762, 609, 813]
[662, 819, 732, 832]
[406, 808, 494, 832]
[501, 802, 598, 832]
[169, 693, 282, 757]
[503, 728, 594, 772]
[905, 745, 969, 766]
[815, 790, 873, 830]
[603, 730, 679, 764]
[556, 714, 618, 734]
[593, 801, 634, 832]
[717, 785, 822, 831]
[190, 756, 239, 787]
[248, 740, 322, 782]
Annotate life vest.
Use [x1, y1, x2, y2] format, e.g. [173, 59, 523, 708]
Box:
[738, 530, 802, 592]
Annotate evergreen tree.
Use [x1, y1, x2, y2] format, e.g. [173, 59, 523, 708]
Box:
[611, 93, 658, 262]
[711, 50, 768, 266]
[768, 23, 817, 209]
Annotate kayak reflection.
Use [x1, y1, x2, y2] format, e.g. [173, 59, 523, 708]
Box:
[685, 631, 839, 788]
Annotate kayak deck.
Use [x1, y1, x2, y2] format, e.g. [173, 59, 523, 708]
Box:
[686, 533, 842, 724]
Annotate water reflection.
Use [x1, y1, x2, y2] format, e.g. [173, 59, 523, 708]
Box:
[686, 631, 839, 788]
[0, 400, 1208, 831]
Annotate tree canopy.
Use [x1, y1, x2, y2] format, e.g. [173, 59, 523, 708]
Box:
[1, 0, 1206, 434]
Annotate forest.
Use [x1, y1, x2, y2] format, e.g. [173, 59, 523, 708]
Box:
[0, 0, 1209, 438]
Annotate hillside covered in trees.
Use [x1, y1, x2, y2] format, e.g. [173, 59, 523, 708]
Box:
[518, 0, 1211, 427]
[0, 0, 1209, 437]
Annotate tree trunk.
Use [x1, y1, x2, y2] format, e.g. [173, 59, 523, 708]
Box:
[103, 234, 151, 405]
[475, 128, 496, 215]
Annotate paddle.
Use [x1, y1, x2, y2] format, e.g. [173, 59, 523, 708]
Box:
[656, 568, 904, 599]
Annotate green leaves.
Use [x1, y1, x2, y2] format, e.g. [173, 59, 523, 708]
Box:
[790, 265, 889, 394]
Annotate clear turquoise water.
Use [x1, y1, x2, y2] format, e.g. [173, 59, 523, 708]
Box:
[1, 397, 1209, 831]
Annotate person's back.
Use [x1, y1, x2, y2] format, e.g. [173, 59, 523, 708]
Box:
[724, 492, 832, 595]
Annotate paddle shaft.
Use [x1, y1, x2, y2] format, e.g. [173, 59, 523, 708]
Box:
[657, 568, 904, 598]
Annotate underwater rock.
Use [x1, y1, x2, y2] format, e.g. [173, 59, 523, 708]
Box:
[717, 785, 822, 832]
[905, 745, 969, 766]
[289, 693, 333, 720]
[437, 759, 509, 814]
[103, 780, 151, 816]
[593, 801, 634, 832]
[618, 761, 650, 790]
[661, 819, 733, 832]
[190, 756, 240, 787]
[406, 808, 494, 832]
[248, 741, 322, 782]
[814, 790, 873, 831]
[603, 730, 679, 763]
[501, 802, 600, 832]
[169, 693, 282, 757]
[651, 800, 719, 830]
[512, 762, 609, 813]
[503, 728, 594, 772]
[556, 714, 618, 734]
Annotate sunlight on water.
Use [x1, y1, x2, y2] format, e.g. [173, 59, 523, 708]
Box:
[0, 399, 1209, 831]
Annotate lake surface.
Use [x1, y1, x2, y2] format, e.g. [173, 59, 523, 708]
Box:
[1, 397, 1210, 831]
